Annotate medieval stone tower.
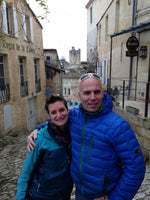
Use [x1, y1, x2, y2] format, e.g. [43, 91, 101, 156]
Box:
[69, 47, 81, 65]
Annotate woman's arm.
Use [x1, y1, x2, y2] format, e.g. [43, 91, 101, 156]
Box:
[16, 139, 40, 200]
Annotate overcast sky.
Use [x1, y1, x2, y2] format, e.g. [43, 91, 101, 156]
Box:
[29, 0, 88, 62]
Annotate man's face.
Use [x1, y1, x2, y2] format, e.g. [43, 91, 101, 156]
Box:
[78, 78, 104, 112]
[48, 101, 69, 129]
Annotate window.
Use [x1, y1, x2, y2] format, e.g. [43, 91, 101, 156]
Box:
[90, 6, 92, 24]
[105, 15, 108, 41]
[90, 49, 93, 63]
[128, 0, 131, 5]
[46, 56, 51, 61]
[68, 88, 70, 95]
[34, 58, 41, 93]
[0, 55, 10, 102]
[98, 25, 101, 47]
[0, 56, 5, 86]
[115, 0, 120, 32]
[22, 13, 33, 42]
[1, 1, 18, 37]
[45, 56, 51, 63]
[6, 6, 11, 33]
[19, 57, 28, 97]
[34, 59, 38, 83]
[19, 57, 24, 85]
[102, 60, 108, 86]
[64, 88, 66, 95]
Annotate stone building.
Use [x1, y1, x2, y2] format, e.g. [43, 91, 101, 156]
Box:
[69, 46, 81, 65]
[86, 0, 150, 101]
[0, 0, 47, 134]
[86, 0, 150, 158]
[86, 0, 100, 67]
[44, 49, 64, 96]
[62, 73, 81, 102]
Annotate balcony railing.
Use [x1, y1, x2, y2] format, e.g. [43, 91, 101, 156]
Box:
[35, 79, 41, 93]
[20, 81, 28, 97]
[0, 84, 10, 103]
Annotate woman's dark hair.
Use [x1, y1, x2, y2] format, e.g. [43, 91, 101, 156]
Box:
[45, 94, 68, 114]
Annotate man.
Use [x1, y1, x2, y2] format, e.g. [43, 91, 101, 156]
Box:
[28, 73, 145, 200]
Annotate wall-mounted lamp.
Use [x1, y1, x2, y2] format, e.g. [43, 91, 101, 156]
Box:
[139, 46, 147, 58]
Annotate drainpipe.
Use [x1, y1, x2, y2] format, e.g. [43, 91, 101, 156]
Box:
[145, 51, 150, 117]
[109, 36, 113, 93]
[128, 0, 136, 99]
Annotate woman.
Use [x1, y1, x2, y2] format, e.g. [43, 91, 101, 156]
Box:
[16, 95, 73, 200]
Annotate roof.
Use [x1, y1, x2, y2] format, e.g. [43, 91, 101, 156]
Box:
[44, 49, 57, 52]
[85, 0, 94, 9]
[45, 63, 65, 73]
[110, 21, 150, 38]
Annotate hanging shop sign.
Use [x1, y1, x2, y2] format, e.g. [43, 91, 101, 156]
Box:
[126, 36, 139, 57]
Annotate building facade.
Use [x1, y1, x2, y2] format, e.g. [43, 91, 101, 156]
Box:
[86, 0, 150, 157]
[44, 49, 64, 96]
[86, 0, 100, 67]
[0, 0, 47, 133]
[86, 0, 150, 102]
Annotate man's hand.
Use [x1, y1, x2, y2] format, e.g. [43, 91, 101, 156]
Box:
[94, 196, 108, 200]
[27, 129, 38, 152]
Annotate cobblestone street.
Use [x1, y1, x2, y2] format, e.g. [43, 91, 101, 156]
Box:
[0, 131, 149, 200]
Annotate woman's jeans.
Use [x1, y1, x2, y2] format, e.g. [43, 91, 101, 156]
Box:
[28, 194, 71, 200]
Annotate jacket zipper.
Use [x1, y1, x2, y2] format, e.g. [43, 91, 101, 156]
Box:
[79, 114, 90, 195]
[102, 175, 107, 194]
[86, 136, 93, 163]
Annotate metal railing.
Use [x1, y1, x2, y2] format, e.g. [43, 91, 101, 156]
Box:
[0, 84, 10, 103]
[20, 81, 28, 97]
[107, 79, 150, 117]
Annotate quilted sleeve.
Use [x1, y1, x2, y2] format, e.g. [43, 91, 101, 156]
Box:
[16, 138, 41, 200]
[36, 121, 48, 130]
[108, 120, 146, 200]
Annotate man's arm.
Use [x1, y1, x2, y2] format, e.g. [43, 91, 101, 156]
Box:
[27, 121, 48, 152]
[27, 129, 38, 152]
[108, 121, 145, 200]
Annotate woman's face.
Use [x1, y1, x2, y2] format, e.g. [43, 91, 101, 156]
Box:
[48, 101, 69, 130]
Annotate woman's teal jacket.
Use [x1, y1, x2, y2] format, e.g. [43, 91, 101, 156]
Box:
[16, 126, 73, 200]
[69, 93, 145, 200]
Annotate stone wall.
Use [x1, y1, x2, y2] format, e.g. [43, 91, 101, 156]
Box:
[113, 106, 150, 160]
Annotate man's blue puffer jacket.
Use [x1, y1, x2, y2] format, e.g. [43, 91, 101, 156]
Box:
[69, 93, 145, 200]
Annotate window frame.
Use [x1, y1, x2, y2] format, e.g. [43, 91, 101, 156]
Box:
[0, 55, 5, 86]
